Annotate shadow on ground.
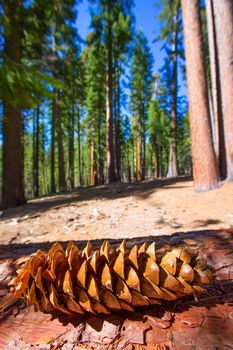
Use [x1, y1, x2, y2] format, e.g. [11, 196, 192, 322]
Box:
[0, 176, 192, 221]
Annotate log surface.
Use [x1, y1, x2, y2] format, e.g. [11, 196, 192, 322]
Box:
[0, 229, 232, 350]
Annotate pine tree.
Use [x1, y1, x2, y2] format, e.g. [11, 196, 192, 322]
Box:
[148, 99, 169, 178]
[156, 0, 183, 178]
[130, 31, 153, 181]
[85, 38, 106, 185]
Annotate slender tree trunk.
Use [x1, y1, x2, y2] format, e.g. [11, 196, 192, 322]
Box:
[51, 96, 56, 193]
[56, 102, 66, 192]
[206, 0, 227, 180]
[90, 127, 97, 186]
[167, 5, 179, 178]
[115, 75, 121, 181]
[106, 5, 117, 183]
[41, 112, 46, 195]
[69, 107, 74, 190]
[2, 0, 25, 207]
[155, 147, 160, 179]
[213, 0, 233, 181]
[141, 119, 146, 181]
[77, 108, 82, 186]
[97, 91, 104, 184]
[136, 131, 141, 182]
[33, 106, 40, 197]
[181, 0, 219, 191]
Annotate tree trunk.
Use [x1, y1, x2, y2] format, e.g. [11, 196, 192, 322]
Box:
[155, 147, 160, 179]
[115, 76, 121, 181]
[51, 96, 56, 193]
[2, 0, 25, 207]
[167, 4, 178, 178]
[33, 106, 40, 197]
[90, 128, 97, 186]
[136, 133, 141, 182]
[56, 102, 66, 192]
[181, 0, 219, 191]
[77, 108, 82, 187]
[206, 0, 227, 180]
[69, 108, 74, 190]
[106, 5, 117, 183]
[213, 0, 233, 181]
[41, 113, 47, 195]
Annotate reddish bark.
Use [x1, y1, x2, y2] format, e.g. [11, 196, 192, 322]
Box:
[206, 0, 227, 180]
[213, 0, 233, 181]
[181, 0, 219, 191]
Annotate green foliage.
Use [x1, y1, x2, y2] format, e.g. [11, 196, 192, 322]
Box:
[148, 98, 169, 176]
[0, 60, 63, 108]
[130, 30, 154, 133]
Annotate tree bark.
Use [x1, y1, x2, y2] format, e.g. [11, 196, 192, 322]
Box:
[33, 106, 40, 197]
[56, 101, 66, 192]
[69, 107, 74, 190]
[106, 3, 117, 183]
[206, 0, 227, 180]
[115, 75, 121, 182]
[136, 131, 141, 183]
[90, 127, 97, 186]
[2, 0, 25, 207]
[181, 0, 219, 191]
[77, 108, 82, 187]
[51, 96, 56, 193]
[213, 0, 233, 181]
[167, 4, 179, 178]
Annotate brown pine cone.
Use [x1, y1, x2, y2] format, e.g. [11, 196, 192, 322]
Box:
[7, 240, 213, 315]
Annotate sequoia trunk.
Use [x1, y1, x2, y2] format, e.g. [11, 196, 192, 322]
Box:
[206, 0, 227, 180]
[181, 0, 219, 191]
[213, 0, 233, 181]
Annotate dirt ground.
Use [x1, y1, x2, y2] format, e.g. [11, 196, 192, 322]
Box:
[0, 177, 233, 245]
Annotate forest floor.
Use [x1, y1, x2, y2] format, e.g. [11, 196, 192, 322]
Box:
[0, 177, 233, 349]
[0, 177, 233, 247]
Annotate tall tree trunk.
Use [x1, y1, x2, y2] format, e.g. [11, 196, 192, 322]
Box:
[206, 0, 227, 180]
[41, 112, 47, 195]
[181, 0, 219, 191]
[97, 92, 104, 184]
[141, 118, 146, 181]
[115, 75, 121, 181]
[51, 96, 56, 193]
[90, 127, 97, 186]
[56, 102, 66, 192]
[136, 131, 141, 183]
[106, 5, 117, 183]
[167, 4, 179, 178]
[213, 0, 233, 181]
[33, 106, 40, 197]
[69, 108, 74, 190]
[154, 146, 160, 179]
[2, 0, 25, 207]
[77, 108, 82, 186]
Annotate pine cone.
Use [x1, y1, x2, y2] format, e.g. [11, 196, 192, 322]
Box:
[7, 240, 213, 315]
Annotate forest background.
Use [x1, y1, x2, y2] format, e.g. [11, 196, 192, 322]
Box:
[0, 0, 232, 208]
